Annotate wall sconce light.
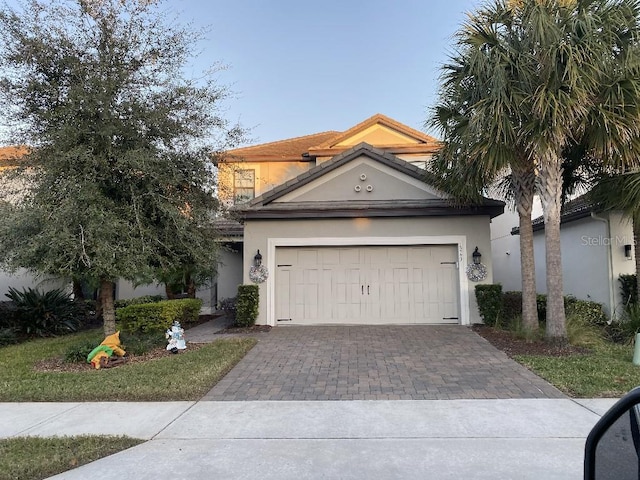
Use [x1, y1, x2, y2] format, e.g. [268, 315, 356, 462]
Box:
[472, 246, 482, 265]
[625, 244, 632, 259]
[254, 250, 262, 267]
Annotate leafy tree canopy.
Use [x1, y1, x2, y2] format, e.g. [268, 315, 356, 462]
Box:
[0, 0, 245, 332]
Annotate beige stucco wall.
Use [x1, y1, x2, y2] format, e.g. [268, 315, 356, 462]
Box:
[276, 157, 440, 203]
[218, 161, 312, 203]
[243, 216, 494, 326]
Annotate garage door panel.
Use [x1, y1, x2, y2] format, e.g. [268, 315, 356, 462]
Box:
[275, 245, 460, 325]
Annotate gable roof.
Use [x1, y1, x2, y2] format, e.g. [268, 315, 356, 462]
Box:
[239, 143, 504, 220]
[221, 114, 441, 163]
[221, 131, 339, 163]
[308, 113, 441, 156]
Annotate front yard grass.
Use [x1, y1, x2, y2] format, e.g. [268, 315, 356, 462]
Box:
[0, 330, 257, 402]
[0, 435, 143, 480]
[515, 342, 640, 398]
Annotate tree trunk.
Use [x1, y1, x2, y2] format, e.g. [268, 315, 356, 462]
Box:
[165, 283, 176, 299]
[634, 219, 640, 305]
[100, 280, 116, 336]
[72, 278, 85, 301]
[513, 168, 538, 334]
[538, 152, 567, 345]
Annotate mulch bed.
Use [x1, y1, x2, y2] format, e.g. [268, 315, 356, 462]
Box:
[34, 343, 206, 374]
[472, 324, 591, 357]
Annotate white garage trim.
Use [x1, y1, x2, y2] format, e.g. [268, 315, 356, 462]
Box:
[266, 236, 470, 327]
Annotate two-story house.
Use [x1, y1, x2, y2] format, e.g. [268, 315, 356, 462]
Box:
[214, 114, 504, 326]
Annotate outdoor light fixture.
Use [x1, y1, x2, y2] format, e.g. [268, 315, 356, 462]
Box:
[254, 250, 262, 267]
[472, 246, 482, 265]
[625, 244, 633, 259]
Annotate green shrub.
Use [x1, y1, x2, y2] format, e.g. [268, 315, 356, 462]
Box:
[218, 296, 237, 321]
[114, 295, 164, 309]
[235, 285, 259, 328]
[0, 326, 19, 346]
[475, 284, 503, 327]
[5, 287, 83, 337]
[64, 339, 101, 363]
[619, 274, 637, 307]
[608, 303, 640, 344]
[536, 294, 547, 323]
[502, 291, 523, 325]
[120, 331, 166, 356]
[117, 298, 202, 334]
[0, 301, 18, 329]
[564, 296, 608, 327]
[566, 313, 604, 348]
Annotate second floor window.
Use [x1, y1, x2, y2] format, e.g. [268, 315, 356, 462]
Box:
[234, 169, 255, 204]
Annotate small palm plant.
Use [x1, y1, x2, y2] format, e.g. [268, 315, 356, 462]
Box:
[5, 287, 81, 336]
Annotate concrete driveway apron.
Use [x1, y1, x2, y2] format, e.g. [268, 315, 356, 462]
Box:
[202, 325, 564, 401]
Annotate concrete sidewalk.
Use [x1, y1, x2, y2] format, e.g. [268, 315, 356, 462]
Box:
[1, 398, 619, 479]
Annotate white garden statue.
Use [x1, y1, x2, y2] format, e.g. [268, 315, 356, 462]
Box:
[166, 321, 187, 353]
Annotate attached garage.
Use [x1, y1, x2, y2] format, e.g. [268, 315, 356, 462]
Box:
[275, 245, 459, 325]
[239, 143, 504, 326]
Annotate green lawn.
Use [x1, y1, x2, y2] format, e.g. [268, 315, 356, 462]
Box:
[0, 435, 144, 480]
[0, 330, 257, 402]
[515, 343, 640, 397]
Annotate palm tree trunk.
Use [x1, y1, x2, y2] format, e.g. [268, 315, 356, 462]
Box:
[538, 152, 567, 345]
[513, 168, 538, 334]
[100, 279, 116, 336]
[634, 219, 640, 305]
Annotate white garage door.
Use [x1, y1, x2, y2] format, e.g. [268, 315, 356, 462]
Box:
[275, 245, 459, 325]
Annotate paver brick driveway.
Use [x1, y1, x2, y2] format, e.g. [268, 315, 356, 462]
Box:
[202, 325, 564, 401]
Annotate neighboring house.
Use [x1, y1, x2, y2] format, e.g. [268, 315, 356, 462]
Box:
[217, 114, 504, 326]
[491, 194, 634, 317]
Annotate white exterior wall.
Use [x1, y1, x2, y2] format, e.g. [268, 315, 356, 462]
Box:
[0, 269, 68, 298]
[491, 197, 543, 292]
[531, 213, 634, 317]
[244, 216, 494, 326]
[608, 212, 635, 314]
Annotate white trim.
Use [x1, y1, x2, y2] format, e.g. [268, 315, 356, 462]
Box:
[266, 236, 470, 327]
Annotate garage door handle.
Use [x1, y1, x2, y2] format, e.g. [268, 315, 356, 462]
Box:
[367, 285, 370, 295]
[361, 285, 364, 295]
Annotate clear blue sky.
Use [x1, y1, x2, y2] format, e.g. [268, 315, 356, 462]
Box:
[169, 0, 479, 145]
[2, 0, 480, 146]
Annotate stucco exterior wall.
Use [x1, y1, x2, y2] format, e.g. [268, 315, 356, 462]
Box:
[218, 161, 312, 203]
[0, 269, 67, 298]
[243, 216, 494, 326]
[527, 212, 634, 317]
[491, 197, 543, 292]
[276, 157, 439, 203]
[215, 247, 243, 303]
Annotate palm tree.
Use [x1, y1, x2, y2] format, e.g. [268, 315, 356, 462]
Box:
[432, 0, 640, 344]
[431, 105, 540, 333]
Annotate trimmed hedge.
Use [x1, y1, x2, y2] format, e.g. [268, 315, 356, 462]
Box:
[117, 298, 202, 334]
[114, 295, 164, 309]
[235, 285, 259, 328]
[475, 284, 503, 327]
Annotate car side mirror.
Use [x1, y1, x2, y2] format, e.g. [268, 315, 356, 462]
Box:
[585, 387, 640, 479]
